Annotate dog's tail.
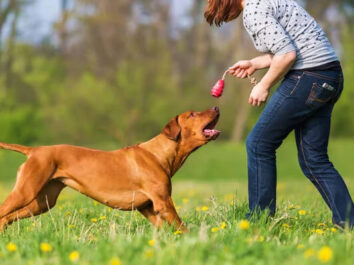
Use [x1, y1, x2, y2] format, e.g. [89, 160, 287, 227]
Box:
[0, 142, 32, 156]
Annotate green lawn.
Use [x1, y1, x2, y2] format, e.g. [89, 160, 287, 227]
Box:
[0, 138, 353, 265]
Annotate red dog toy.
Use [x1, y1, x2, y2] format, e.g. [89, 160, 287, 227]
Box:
[211, 69, 258, 98]
[211, 70, 228, 98]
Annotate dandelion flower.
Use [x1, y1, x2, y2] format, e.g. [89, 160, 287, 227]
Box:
[40, 243, 52, 253]
[238, 220, 250, 230]
[148, 239, 155, 246]
[330, 228, 337, 233]
[318, 246, 333, 263]
[109, 257, 122, 265]
[281, 223, 290, 228]
[303, 248, 315, 258]
[182, 198, 189, 204]
[174, 230, 183, 236]
[93, 201, 98, 206]
[201, 206, 209, 211]
[220, 222, 226, 229]
[6, 242, 17, 252]
[195, 207, 201, 212]
[99, 216, 106, 220]
[297, 244, 305, 249]
[257, 236, 265, 242]
[144, 250, 155, 258]
[298, 210, 306, 216]
[91, 218, 98, 223]
[69, 251, 80, 262]
[316, 229, 324, 235]
[211, 227, 219, 233]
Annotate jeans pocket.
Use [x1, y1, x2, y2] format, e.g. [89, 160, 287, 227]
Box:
[306, 82, 337, 109]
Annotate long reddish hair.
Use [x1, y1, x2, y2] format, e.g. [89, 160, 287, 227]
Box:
[204, 0, 243, 26]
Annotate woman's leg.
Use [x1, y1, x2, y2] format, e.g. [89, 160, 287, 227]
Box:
[295, 104, 354, 228]
[246, 76, 301, 216]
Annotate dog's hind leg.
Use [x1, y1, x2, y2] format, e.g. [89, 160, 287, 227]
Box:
[0, 180, 65, 231]
[0, 156, 56, 219]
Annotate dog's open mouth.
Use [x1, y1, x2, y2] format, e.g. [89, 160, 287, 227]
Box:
[202, 115, 221, 140]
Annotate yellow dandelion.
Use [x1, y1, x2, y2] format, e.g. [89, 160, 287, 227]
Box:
[195, 206, 201, 212]
[316, 229, 324, 235]
[6, 242, 17, 252]
[93, 201, 99, 206]
[289, 204, 295, 209]
[109, 257, 122, 265]
[303, 248, 316, 258]
[107, 208, 112, 212]
[201, 206, 209, 211]
[257, 236, 265, 242]
[211, 227, 219, 233]
[220, 222, 227, 230]
[318, 246, 333, 263]
[298, 210, 306, 216]
[99, 216, 106, 220]
[148, 239, 155, 246]
[330, 228, 337, 233]
[174, 230, 183, 236]
[40, 243, 52, 253]
[238, 220, 250, 230]
[91, 218, 98, 223]
[144, 250, 155, 259]
[282, 223, 290, 228]
[182, 198, 189, 204]
[69, 251, 80, 262]
[68, 224, 76, 229]
[297, 244, 305, 249]
[317, 223, 326, 227]
[65, 211, 71, 216]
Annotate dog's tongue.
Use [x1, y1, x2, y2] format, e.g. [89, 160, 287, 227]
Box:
[203, 129, 221, 139]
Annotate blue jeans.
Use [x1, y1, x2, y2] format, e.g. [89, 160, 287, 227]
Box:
[246, 67, 354, 228]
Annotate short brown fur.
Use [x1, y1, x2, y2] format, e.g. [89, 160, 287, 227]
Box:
[0, 107, 220, 232]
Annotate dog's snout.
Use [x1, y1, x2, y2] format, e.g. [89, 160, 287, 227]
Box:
[212, 106, 219, 113]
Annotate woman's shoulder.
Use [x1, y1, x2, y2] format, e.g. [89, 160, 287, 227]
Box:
[243, 0, 275, 27]
[243, 0, 275, 17]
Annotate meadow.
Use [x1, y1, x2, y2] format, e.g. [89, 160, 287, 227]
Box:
[0, 137, 353, 265]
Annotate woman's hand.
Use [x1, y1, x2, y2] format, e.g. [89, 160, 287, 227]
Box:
[228, 60, 256, 79]
[249, 83, 270, 107]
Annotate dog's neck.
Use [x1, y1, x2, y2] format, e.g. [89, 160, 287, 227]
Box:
[139, 134, 193, 177]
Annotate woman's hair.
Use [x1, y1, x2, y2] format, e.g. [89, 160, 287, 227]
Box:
[204, 0, 243, 27]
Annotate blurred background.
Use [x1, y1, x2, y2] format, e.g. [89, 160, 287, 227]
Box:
[0, 0, 353, 147]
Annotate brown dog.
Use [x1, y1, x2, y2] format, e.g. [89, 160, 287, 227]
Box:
[0, 107, 220, 231]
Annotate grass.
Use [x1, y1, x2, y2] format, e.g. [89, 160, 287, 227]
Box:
[0, 137, 353, 265]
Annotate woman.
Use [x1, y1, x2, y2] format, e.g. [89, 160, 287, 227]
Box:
[205, 0, 354, 228]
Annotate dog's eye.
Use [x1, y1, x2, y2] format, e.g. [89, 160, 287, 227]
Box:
[188, 112, 196, 118]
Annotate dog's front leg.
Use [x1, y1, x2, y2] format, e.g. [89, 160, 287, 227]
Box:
[152, 196, 188, 232]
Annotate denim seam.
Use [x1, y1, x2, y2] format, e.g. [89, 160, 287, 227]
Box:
[303, 71, 340, 82]
[290, 73, 303, 95]
[299, 127, 342, 221]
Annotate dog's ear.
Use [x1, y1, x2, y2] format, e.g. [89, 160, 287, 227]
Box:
[162, 116, 181, 141]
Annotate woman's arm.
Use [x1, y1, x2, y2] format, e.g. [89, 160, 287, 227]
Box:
[229, 53, 273, 79]
[248, 50, 296, 107]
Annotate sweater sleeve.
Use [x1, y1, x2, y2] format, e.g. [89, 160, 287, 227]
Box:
[243, 2, 296, 55]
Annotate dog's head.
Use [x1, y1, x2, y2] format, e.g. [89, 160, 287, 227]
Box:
[162, 107, 220, 149]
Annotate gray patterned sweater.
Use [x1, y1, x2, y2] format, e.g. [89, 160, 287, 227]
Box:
[243, 0, 338, 69]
